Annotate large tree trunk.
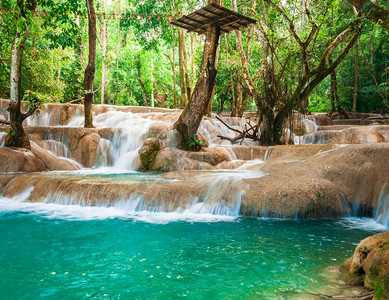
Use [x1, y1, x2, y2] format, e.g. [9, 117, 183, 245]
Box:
[84, 0, 97, 128]
[178, 27, 186, 108]
[173, 1, 221, 145]
[205, 43, 220, 116]
[6, 0, 37, 149]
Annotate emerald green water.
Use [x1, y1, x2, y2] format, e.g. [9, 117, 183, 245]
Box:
[0, 204, 382, 299]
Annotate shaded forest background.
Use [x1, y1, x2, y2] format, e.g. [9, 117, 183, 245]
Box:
[0, 0, 388, 114]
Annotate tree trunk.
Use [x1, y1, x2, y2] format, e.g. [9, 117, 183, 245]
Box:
[205, 42, 220, 116]
[353, 37, 359, 118]
[173, 3, 221, 145]
[178, 27, 186, 108]
[330, 71, 336, 115]
[100, 0, 107, 105]
[29, 31, 37, 100]
[169, 24, 177, 108]
[238, 93, 250, 118]
[190, 33, 195, 88]
[259, 109, 276, 145]
[7, 0, 37, 149]
[84, 0, 97, 128]
[182, 33, 191, 102]
[137, 57, 148, 106]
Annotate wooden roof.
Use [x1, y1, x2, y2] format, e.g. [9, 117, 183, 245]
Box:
[170, 3, 256, 35]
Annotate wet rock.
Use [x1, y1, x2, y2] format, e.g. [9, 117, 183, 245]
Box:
[30, 142, 79, 171]
[72, 132, 100, 167]
[314, 115, 333, 126]
[0, 147, 45, 172]
[302, 126, 389, 144]
[139, 138, 167, 171]
[340, 231, 389, 299]
[186, 147, 232, 166]
[147, 122, 171, 140]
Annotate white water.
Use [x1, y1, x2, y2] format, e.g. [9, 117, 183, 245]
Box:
[0, 132, 6, 147]
[42, 140, 71, 158]
[293, 116, 319, 145]
[374, 184, 389, 228]
[0, 187, 236, 224]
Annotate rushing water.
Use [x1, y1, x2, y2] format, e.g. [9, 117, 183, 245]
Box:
[0, 198, 384, 299]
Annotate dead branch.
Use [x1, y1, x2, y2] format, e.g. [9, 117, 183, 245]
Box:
[0, 87, 10, 98]
[69, 86, 102, 104]
[0, 119, 10, 125]
[216, 116, 242, 134]
[216, 116, 259, 143]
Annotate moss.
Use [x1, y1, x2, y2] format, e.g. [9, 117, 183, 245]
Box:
[374, 281, 383, 300]
[140, 142, 160, 171]
[370, 266, 381, 277]
[380, 241, 389, 251]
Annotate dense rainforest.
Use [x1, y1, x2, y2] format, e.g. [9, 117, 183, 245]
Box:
[0, 0, 388, 139]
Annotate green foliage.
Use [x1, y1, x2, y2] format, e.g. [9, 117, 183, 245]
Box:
[0, 0, 387, 116]
[185, 134, 207, 151]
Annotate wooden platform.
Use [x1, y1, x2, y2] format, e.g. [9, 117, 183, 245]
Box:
[171, 3, 256, 35]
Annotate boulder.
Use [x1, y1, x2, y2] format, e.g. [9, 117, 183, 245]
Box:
[30, 142, 79, 171]
[314, 115, 333, 126]
[340, 231, 389, 299]
[186, 147, 232, 166]
[0, 147, 45, 172]
[72, 132, 100, 167]
[139, 138, 167, 171]
[146, 122, 171, 140]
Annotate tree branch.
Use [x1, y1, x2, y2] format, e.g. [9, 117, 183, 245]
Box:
[69, 86, 102, 103]
[0, 119, 10, 125]
[346, 0, 389, 30]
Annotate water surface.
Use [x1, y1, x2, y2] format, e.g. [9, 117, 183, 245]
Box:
[0, 204, 382, 299]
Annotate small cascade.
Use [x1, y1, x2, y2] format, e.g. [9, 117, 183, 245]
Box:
[292, 115, 319, 145]
[300, 132, 326, 145]
[95, 138, 114, 167]
[42, 140, 70, 158]
[198, 118, 235, 145]
[25, 109, 53, 126]
[64, 108, 84, 127]
[0, 166, 264, 218]
[95, 111, 155, 171]
[0, 132, 6, 147]
[303, 117, 319, 133]
[374, 184, 389, 228]
[0, 99, 9, 120]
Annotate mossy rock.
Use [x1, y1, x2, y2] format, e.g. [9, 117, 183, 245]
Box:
[340, 231, 389, 299]
[139, 138, 165, 171]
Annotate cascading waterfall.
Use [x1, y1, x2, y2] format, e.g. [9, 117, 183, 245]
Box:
[293, 115, 319, 145]
[374, 184, 389, 228]
[92, 111, 156, 170]
[42, 140, 71, 158]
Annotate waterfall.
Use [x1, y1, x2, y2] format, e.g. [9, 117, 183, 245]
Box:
[42, 140, 71, 158]
[93, 111, 156, 171]
[374, 184, 389, 228]
[0, 132, 6, 147]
